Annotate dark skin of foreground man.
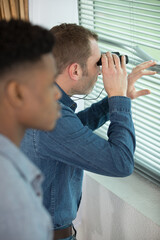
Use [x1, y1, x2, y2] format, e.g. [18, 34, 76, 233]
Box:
[21, 24, 157, 240]
[0, 19, 61, 240]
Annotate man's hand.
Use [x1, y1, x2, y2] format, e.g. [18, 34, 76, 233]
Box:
[127, 60, 157, 99]
[102, 52, 127, 98]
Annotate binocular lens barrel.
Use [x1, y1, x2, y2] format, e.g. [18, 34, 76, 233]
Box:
[97, 52, 129, 66]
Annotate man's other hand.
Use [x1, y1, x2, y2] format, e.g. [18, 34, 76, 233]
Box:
[127, 60, 157, 99]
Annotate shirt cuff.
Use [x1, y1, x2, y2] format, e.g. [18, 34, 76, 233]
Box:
[108, 96, 131, 113]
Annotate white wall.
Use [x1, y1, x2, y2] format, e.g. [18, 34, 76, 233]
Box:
[29, 0, 78, 28]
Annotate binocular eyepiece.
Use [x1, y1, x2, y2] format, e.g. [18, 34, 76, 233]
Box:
[97, 52, 129, 66]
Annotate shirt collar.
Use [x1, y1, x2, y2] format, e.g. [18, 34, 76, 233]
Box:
[0, 134, 43, 184]
[56, 84, 77, 112]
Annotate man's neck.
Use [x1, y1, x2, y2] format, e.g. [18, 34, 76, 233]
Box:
[0, 109, 24, 147]
[56, 73, 74, 97]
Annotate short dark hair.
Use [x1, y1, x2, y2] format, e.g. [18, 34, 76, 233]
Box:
[50, 23, 98, 74]
[0, 19, 55, 76]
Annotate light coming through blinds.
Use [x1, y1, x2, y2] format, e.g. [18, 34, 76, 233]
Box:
[78, 0, 160, 184]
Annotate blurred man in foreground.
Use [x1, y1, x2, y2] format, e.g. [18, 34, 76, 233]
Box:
[0, 19, 61, 240]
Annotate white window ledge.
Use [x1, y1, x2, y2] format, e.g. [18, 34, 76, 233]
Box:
[86, 171, 160, 226]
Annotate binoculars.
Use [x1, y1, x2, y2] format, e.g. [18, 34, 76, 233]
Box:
[97, 52, 129, 66]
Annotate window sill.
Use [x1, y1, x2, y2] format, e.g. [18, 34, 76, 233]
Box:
[85, 171, 160, 226]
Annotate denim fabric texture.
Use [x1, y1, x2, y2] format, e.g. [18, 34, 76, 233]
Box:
[0, 134, 53, 240]
[21, 85, 135, 230]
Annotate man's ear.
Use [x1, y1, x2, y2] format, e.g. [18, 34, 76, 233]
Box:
[5, 81, 24, 108]
[68, 63, 82, 81]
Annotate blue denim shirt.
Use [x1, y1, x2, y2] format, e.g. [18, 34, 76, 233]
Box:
[0, 134, 52, 240]
[21, 86, 135, 230]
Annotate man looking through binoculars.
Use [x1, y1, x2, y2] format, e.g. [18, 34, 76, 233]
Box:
[21, 23, 157, 240]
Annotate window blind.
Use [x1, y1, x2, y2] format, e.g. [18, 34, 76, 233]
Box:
[78, 0, 160, 184]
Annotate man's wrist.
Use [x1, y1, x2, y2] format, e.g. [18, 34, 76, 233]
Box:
[108, 92, 127, 98]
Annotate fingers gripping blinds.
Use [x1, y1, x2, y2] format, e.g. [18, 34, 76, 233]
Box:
[78, 0, 160, 185]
